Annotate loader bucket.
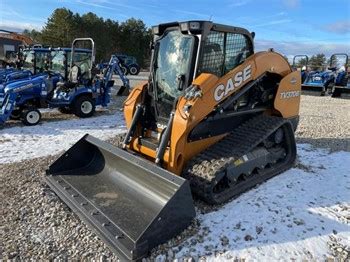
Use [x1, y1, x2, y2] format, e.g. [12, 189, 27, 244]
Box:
[116, 85, 130, 96]
[332, 86, 350, 98]
[301, 84, 330, 96]
[46, 135, 195, 261]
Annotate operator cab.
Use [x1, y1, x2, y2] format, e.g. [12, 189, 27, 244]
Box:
[329, 53, 348, 71]
[330, 54, 349, 87]
[150, 21, 254, 123]
[54, 39, 95, 90]
[292, 55, 309, 82]
[134, 21, 254, 155]
[21, 47, 52, 75]
[51, 48, 93, 82]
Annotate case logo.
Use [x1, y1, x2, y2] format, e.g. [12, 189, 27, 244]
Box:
[290, 77, 297, 84]
[214, 64, 252, 102]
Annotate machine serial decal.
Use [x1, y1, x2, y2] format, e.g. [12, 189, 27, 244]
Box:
[280, 90, 300, 99]
[214, 64, 252, 101]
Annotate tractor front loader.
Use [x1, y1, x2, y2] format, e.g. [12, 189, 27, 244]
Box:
[46, 21, 301, 261]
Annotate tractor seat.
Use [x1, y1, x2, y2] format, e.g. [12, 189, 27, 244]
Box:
[57, 81, 76, 90]
[69, 65, 81, 84]
[44, 78, 55, 95]
[56, 65, 81, 90]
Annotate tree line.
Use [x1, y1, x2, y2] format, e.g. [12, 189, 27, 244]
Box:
[22, 8, 347, 71]
[294, 54, 349, 71]
[23, 8, 152, 67]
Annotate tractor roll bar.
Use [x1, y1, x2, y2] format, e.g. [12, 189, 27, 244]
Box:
[70, 38, 95, 70]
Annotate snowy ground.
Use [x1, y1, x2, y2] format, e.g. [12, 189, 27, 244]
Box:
[0, 110, 126, 164]
[1, 94, 349, 260]
[159, 144, 350, 261]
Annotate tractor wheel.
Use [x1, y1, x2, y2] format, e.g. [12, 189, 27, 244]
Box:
[324, 81, 333, 95]
[21, 108, 41, 126]
[10, 109, 23, 120]
[58, 107, 72, 114]
[120, 65, 129, 75]
[341, 76, 348, 87]
[73, 95, 95, 118]
[129, 65, 140, 75]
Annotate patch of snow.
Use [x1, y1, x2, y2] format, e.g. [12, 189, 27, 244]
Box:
[1, 113, 349, 260]
[171, 144, 350, 260]
[38, 108, 60, 113]
[0, 111, 126, 164]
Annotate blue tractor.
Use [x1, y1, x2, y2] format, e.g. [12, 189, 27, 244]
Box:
[97, 56, 129, 76]
[98, 54, 141, 76]
[0, 38, 130, 125]
[331, 54, 350, 98]
[115, 54, 140, 75]
[0, 44, 84, 86]
[292, 55, 309, 83]
[0, 46, 51, 85]
[302, 54, 346, 96]
[0, 73, 61, 125]
[0, 46, 94, 121]
[0, 67, 17, 82]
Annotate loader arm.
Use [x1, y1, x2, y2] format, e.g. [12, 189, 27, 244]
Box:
[105, 55, 130, 95]
[124, 50, 300, 174]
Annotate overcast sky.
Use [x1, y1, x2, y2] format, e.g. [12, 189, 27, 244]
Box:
[0, 0, 349, 59]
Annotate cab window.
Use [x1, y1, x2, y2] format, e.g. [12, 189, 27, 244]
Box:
[198, 31, 253, 77]
[224, 33, 253, 74]
[198, 31, 224, 76]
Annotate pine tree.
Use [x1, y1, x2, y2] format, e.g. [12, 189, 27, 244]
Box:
[309, 54, 326, 71]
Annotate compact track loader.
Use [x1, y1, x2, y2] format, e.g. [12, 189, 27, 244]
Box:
[46, 21, 301, 261]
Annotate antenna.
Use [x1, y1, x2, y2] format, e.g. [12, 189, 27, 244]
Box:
[209, 15, 213, 21]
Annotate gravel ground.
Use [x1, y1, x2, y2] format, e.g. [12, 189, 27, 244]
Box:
[0, 156, 119, 260]
[1, 94, 349, 260]
[295, 95, 350, 152]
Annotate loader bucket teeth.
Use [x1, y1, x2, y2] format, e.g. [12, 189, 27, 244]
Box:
[46, 134, 196, 261]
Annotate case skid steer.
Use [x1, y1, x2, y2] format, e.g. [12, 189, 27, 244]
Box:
[46, 21, 301, 260]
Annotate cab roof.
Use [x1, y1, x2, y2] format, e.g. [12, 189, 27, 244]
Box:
[152, 20, 253, 42]
[22, 47, 92, 53]
[54, 47, 92, 53]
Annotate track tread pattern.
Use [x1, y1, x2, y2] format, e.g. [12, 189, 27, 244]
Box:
[183, 115, 292, 203]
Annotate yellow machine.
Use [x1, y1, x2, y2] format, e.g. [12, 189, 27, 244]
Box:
[47, 21, 301, 261]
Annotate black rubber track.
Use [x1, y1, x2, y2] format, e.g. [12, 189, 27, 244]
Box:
[183, 115, 297, 204]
